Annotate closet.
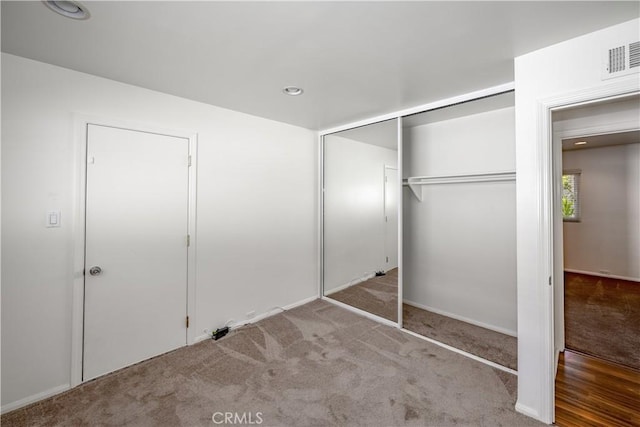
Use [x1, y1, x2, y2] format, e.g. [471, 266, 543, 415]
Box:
[322, 119, 400, 323]
[319, 87, 517, 371]
[402, 91, 517, 370]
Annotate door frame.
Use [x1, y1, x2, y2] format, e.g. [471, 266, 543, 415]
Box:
[70, 114, 198, 387]
[383, 165, 398, 270]
[552, 113, 640, 360]
[317, 84, 512, 331]
[528, 79, 638, 423]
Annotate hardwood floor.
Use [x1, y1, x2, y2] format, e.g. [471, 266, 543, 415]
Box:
[555, 350, 640, 427]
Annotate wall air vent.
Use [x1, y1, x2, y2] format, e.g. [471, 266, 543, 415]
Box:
[603, 40, 640, 80]
[609, 45, 626, 73]
[629, 41, 640, 69]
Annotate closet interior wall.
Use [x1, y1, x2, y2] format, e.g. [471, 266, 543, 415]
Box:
[402, 93, 518, 336]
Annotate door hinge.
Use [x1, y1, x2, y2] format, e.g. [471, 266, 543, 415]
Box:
[549, 276, 552, 286]
[386, 256, 389, 263]
[186, 316, 190, 328]
[385, 216, 388, 222]
[187, 235, 191, 247]
[188, 155, 192, 167]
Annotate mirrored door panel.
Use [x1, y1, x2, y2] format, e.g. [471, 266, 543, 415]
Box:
[402, 91, 518, 370]
[323, 118, 399, 322]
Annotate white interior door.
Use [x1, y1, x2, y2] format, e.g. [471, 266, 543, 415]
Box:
[84, 124, 189, 381]
[385, 166, 398, 270]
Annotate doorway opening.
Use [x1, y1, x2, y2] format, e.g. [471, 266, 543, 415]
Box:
[551, 95, 640, 426]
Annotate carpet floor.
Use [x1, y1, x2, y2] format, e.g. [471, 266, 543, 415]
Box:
[2, 299, 541, 427]
[327, 268, 398, 322]
[403, 306, 517, 371]
[564, 272, 640, 370]
[328, 269, 517, 370]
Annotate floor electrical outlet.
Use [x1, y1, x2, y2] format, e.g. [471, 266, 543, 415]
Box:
[212, 326, 229, 341]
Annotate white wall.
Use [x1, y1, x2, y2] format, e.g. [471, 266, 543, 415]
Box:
[514, 18, 640, 423]
[403, 106, 517, 335]
[553, 97, 640, 134]
[563, 143, 640, 279]
[323, 135, 397, 293]
[1, 54, 317, 409]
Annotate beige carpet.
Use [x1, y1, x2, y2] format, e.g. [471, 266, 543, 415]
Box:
[2, 299, 542, 427]
[565, 272, 640, 370]
[328, 268, 517, 370]
[328, 268, 398, 322]
[403, 305, 517, 371]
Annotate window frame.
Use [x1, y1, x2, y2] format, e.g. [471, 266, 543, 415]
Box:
[562, 169, 581, 222]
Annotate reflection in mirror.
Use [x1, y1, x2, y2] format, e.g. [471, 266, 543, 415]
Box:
[402, 91, 518, 370]
[323, 118, 399, 322]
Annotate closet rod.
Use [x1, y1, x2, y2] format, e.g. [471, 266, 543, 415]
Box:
[403, 171, 516, 201]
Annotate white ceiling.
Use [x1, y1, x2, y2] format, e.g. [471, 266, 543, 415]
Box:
[2, 2, 638, 131]
[562, 130, 640, 151]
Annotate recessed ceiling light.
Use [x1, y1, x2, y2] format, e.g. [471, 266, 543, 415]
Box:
[574, 141, 588, 145]
[283, 86, 304, 96]
[43, 1, 90, 20]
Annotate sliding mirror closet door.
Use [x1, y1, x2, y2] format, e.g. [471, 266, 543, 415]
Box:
[323, 118, 400, 323]
[402, 92, 518, 370]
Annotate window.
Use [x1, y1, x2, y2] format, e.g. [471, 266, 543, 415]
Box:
[562, 171, 580, 221]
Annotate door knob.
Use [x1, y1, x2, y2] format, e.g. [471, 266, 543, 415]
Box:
[89, 266, 102, 276]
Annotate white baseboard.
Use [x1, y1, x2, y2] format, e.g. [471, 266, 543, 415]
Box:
[243, 295, 318, 327]
[1, 384, 70, 414]
[324, 282, 351, 295]
[283, 295, 318, 311]
[564, 268, 640, 283]
[403, 299, 517, 337]
[193, 333, 210, 343]
[515, 402, 546, 424]
[194, 295, 319, 343]
[324, 272, 376, 296]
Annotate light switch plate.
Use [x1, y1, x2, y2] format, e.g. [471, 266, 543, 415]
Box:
[46, 211, 61, 228]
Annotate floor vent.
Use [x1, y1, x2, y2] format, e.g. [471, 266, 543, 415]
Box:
[603, 40, 640, 80]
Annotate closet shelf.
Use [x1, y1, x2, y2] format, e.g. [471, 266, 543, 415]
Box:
[403, 171, 516, 201]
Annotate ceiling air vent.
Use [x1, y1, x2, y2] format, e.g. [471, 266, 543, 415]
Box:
[603, 40, 640, 80]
